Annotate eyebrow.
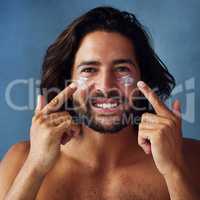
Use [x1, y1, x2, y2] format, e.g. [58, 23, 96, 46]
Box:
[112, 58, 136, 66]
[76, 58, 137, 69]
[77, 61, 100, 69]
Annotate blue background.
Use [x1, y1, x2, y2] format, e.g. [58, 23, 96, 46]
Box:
[0, 0, 200, 159]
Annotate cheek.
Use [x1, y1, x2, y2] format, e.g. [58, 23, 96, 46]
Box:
[120, 87, 141, 109]
[117, 75, 135, 86]
[76, 76, 88, 89]
[116, 75, 138, 97]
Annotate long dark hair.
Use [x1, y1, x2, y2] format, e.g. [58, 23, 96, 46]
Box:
[40, 6, 175, 125]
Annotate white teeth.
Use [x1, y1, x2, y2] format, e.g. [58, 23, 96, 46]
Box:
[95, 103, 118, 109]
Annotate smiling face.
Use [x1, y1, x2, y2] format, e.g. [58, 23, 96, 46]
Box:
[71, 31, 141, 133]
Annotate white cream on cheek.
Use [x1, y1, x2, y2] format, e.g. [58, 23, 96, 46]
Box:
[76, 76, 89, 89]
[76, 74, 135, 89]
[116, 75, 135, 87]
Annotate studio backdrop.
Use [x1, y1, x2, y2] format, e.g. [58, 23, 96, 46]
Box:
[0, 0, 200, 159]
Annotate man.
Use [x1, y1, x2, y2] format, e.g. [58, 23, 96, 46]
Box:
[0, 6, 199, 200]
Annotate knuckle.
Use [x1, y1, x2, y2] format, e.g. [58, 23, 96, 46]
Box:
[164, 119, 175, 130]
[49, 111, 69, 119]
[54, 111, 64, 117]
[39, 115, 47, 124]
[50, 97, 59, 105]
[141, 112, 148, 121]
[170, 113, 178, 123]
[43, 114, 49, 120]
[48, 113, 55, 121]
[49, 112, 57, 119]
[167, 120, 175, 128]
[160, 126, 166, 133]
[154, 100, 160, 108]
[57, 118, 64, 124]
[49, 98, 62, 109]
[58, 118, 66, 124]
[34, 111, 42, 120]
[55, 124, 67, 133]
[59, 111, 70, 117]
[41, 120, 51, 129]
[32, 113, 43, 124]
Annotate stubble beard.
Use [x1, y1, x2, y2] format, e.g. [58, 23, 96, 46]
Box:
[72, 99, 136, 134]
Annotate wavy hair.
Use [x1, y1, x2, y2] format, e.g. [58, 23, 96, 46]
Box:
[40, 6, 176, 125]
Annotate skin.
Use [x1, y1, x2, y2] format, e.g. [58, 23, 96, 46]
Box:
[0, 31, 200, 200]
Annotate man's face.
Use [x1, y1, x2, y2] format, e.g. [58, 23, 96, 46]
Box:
[71, 31, 141, 133]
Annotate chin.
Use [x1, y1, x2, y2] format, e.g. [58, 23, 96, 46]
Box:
[84, 114, 128, 134]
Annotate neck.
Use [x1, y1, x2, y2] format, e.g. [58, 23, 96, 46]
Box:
[62, 125, 145, 170]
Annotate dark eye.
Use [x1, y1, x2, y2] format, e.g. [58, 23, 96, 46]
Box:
[81, 67, 97, 73]
[115, 66, 130, 72]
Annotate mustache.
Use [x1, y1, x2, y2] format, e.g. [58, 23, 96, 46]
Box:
[93, 89, 120, 98]
[88, 89, 128, 104]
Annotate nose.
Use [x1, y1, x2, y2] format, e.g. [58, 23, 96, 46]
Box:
[94, 70, 117, 95]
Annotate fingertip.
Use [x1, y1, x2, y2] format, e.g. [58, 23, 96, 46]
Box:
[173, 99, 181, 111]
[37, 94, 42, 102]
[172, 99, 182, 119]
[137, 81, 145, 89]
[35, 95, 41, 110]
[177, 99, 181, 108]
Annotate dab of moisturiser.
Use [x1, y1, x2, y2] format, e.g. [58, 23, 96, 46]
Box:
[117, 75, 135, 86]
[76, 76, 89, 89]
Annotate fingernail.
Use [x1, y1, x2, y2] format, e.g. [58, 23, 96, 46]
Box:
[36, 95, 41, 107]
[137, 81, 145, 88]
[37, 94, 40, 102]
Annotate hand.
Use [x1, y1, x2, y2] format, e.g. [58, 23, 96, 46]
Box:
[137, 81, 184, 176]
[28, 83, 80, 175]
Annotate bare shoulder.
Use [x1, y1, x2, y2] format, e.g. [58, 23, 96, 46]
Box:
[0, 140, 30, 165]
[0, 140, 30, 197]
[182, 137, 200, 158]
[182, 138, 200, 181]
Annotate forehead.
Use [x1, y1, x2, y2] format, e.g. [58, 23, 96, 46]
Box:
[73, 31, 137, 65]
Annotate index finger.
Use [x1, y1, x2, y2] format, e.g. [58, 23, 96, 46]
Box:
[41, 82, 77, 114]
[137, 81, 171, 116]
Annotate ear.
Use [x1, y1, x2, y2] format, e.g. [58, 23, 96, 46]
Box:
[172, 99, 181, 119]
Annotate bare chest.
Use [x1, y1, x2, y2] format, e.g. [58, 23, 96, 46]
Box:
[64, 180, 169, 200]
[36, 167, 170, 200]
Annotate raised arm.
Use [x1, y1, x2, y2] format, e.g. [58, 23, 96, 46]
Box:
[137, 80, 200, 199]
[1, 82, 80, 200]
